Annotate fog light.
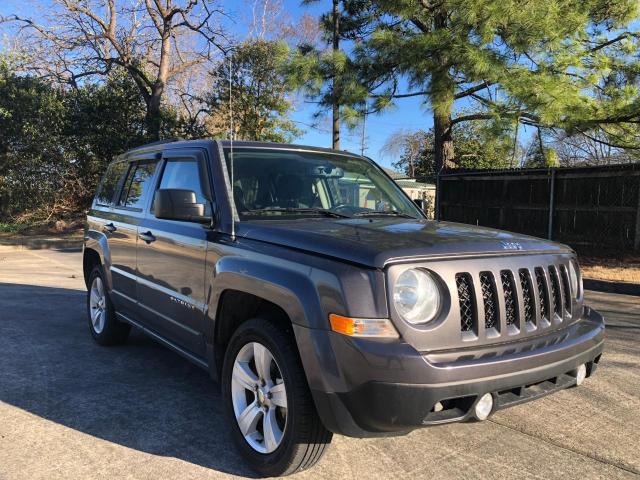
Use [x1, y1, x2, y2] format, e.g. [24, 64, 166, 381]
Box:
[575, 364, 587, 386]
[433, 401, 443, 412]
[474, 393, 493, 421]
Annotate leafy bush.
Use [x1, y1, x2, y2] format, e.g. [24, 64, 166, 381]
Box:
[0, 65, 151, 222]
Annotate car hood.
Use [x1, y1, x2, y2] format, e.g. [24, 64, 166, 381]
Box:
[235, 218, 571, 269]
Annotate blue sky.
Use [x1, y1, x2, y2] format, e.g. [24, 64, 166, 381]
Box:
[290, 94, 431, 168]
[223, 0, 435, 168]
[256, 1, 433, 168]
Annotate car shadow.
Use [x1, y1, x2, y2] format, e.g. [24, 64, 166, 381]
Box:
[0, 282, 258, 478]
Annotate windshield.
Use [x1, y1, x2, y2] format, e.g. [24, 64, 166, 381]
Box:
[223, 148, 423, 220]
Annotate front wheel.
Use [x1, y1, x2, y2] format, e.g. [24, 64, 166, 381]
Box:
[86, 265, 130, 345]
[222, 318, 332, 476]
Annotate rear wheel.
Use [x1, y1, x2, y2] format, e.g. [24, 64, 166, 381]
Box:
[222, 318, 332, 476]
[87, 265, 130, 345]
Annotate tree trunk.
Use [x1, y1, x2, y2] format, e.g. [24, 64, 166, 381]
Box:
[431, 10, 455, 173]
[146, 29, 171, 142]
[537, 126, 545, 162]
[0, 190, 8, 219]
[434, 112, 455, 172]
[431, 9, 454, 221]
[146, 87, 163, 141]
[432, 89, 455, 222]
[331, 0, 340, 150]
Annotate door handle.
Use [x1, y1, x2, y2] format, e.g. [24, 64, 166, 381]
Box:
[103, 223, 116, 233]
[139, 231, 156, 244]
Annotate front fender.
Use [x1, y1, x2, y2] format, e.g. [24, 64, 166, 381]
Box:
[204, 242, 389, 394]
[209, 255, 325, 330]
[84, 226, 113, 291]
[207, 253, 352, 395]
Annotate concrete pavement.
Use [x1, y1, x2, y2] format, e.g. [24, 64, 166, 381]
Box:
[0, 244, 638, 479]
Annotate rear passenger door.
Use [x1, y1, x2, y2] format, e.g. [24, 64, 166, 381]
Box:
[135, 149, 212, 357]
[105, 158, 159, 316]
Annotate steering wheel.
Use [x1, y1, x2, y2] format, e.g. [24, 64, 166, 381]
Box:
[331, 204, 370, 215]
[331, 203, 350, 211]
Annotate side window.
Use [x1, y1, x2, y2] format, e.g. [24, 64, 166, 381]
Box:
[95, 161, 127, 206]
[155, 158, 211, 215]
[117, 161, 158, 210]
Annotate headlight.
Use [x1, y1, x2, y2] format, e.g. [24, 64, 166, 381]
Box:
[569, 260, 582, 298]
[393, 268, 441, 325]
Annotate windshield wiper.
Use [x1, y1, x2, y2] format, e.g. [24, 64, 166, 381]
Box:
[244, 207, 351, 218]
[352, 210, 416, 219]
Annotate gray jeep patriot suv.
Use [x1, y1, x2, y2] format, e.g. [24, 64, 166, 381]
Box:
[83, 139, 604, 476]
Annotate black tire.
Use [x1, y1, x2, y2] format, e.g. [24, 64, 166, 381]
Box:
[222, 318, 332, 477]
[86, 265, 131, 346]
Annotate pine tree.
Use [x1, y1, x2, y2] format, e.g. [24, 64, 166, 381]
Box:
[297, 0, 639, 170]
[288, 1, 375, 146]
[205, 40, 301, 143]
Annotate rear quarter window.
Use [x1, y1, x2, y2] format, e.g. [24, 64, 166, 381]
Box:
[95, 162, 128, 206]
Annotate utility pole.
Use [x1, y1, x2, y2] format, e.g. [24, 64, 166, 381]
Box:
[332, 0, 340, 149]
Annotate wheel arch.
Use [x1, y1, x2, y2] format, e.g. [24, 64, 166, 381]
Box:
[207, 256, 327, 381]
[83, 248, 102, 288]
[83, 228, 113, 290]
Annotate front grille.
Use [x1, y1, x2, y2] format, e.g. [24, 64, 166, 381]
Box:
[456, 273, 476, 332]
[480, 272, 498, 329]
[500, 270, 517, 326]
[454, 260, 574, 341]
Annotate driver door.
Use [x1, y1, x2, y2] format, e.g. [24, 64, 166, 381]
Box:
[136, 148, 213, 357]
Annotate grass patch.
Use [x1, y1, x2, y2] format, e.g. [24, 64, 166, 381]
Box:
[0, 218, 83, 237]
[581, 256, 640, 284]
[0, 222, 31, 234]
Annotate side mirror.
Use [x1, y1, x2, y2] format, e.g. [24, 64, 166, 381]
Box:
[154, 189, 212, 224]
[413, 199, 426, 211]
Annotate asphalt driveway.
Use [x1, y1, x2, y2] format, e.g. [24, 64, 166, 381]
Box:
[0, 244, 639, 479]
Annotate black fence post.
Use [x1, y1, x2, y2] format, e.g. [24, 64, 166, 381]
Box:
[547, 168, 556, 240]
[436, 171, 441, 221]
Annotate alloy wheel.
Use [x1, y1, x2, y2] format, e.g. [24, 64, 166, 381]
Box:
[231, 341, 288, 454]
[89, 276, 107, 334]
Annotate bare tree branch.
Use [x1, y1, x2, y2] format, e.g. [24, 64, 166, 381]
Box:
[5, 0, 230, 139]
[589, 31, 639, 52]
[450, 113, 495, 125]
[455, 81, 495, 99]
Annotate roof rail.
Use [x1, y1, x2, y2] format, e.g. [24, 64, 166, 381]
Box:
[132, 138, 183, 149]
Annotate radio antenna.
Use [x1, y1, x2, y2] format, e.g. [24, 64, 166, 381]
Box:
[360, 111, 367, 156]
[228, 50, 235, 240]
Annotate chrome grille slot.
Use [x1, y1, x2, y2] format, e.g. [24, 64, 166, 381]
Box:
[456, 273, 476, 333]
[559, 265, 572, 315]
[500, 270, 518, 327]
[518, 269, 535, 327]
[480, 272, 498, 330]
[548, 266, 562, 318]
[534, 267, 549, 322]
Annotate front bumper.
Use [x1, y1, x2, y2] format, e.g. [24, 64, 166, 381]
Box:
[295, 306, 604, 438]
